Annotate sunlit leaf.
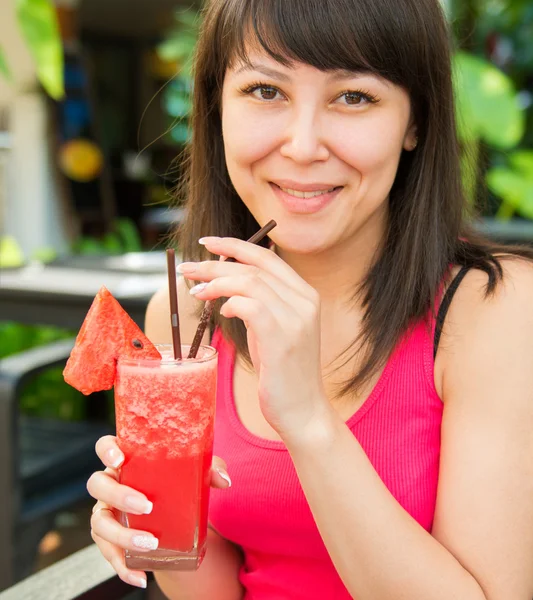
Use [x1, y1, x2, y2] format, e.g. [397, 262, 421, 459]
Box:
[173, 8, 200, 29]
[102, 233, 123, 254]
[487, 166, 533, 219]
[31, 247, 57, 263]
[453, 52, 525, 149]
[509, 151, 533, 183]
[0, 45, 12, 81]
[15, 0, 64, 100]
[0, 236, 24, 268]
[157, 33, 198, 64]
[73, 237, 104, 255]
[115, 218, 142, 253]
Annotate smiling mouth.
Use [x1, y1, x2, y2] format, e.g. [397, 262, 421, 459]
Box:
[272, 183, 343, 199]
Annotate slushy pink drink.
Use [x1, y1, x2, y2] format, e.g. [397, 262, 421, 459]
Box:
[114, 344, 217, 571]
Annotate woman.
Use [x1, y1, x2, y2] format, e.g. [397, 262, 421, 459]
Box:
[87, 0, 533, 598]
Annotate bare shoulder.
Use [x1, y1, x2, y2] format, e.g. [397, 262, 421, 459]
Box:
[431, 256, 533, 596]
[145, 276, 209, 346]
[435, 257, 533, 394]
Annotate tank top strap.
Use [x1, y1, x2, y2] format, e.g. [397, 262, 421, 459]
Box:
[433, 265, 471, 359]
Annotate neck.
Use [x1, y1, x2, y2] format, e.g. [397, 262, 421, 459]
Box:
[275, 213, 386, 308]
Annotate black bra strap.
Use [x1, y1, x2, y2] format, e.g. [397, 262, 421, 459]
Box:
[433, 265, 471, 359]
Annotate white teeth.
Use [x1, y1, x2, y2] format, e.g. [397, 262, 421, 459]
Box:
[279, 186, 337, 199]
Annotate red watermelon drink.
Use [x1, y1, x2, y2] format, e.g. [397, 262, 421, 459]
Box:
[114, 344, 217, 571]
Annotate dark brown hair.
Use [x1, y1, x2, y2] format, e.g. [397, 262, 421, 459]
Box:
[174, 0, 533, 394]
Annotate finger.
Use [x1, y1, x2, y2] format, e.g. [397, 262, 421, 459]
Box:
[91, 530, 148, 589]
[198, 236, 310, 294]
[90, 506, 159, 554]
[179, 259, 308, 304]
[211, 456, 231, 488]
[95, 435, 125, 469]
[219, 296, 280, 343]
[87, 471, 153, 515]
[190, 274, 293, 322]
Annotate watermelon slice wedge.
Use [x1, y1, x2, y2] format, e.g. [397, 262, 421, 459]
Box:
[63, 285, 161, 395]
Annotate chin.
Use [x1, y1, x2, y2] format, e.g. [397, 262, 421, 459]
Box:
[267, 223, 332, 256]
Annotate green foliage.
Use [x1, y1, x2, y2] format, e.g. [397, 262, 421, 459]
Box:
[487, 150, 533, 220]
[0, 45, 12, 80]
[156, 8, 199, 145]
[0, 321, 87, 421]
[72, 218, 143, 255]
[164, 78, 193, 145]
[453, 52, 525, 149]
[0, 236, 25, 268]
[0, 217, 142, 421]
[20, 366, 87, 420]
[115, 216, 144, 252]
[31, 246, 58, 263]
[156, 8, 200, 78]
[452, 51, 530, 216]
[448, 0, 533, 220]
[13, 0, 64, 99]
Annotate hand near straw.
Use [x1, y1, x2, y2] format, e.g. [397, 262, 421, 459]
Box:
[187, 220, 277, 358]
[178, 236, 331, 442]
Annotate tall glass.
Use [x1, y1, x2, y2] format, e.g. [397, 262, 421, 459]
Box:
[114, 344, 217, 571]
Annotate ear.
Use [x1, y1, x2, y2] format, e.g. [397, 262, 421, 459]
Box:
[403, 121, 418, 152]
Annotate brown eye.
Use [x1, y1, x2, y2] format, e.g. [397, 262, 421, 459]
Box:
[258, 86, 278, 100]
[132, 339, 144, 349]
[344, 92, 363, 105]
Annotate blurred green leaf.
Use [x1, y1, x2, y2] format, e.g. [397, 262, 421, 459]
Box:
[0, 321, 72, 358]
[0, 45, 12, 81]
[72, 237, 105, 255]
[173, 7, 200, 29]
[157, 34, 197, 63]
[20, 367, 86, 421]
[0, 322, 34, 358]
[72, 218, 142, 255]
[31, 246, 57, 263]
[15, 0, 64, 100]
[453, 51, 525, 149]
[487, 157, 533, 220]
[509, 150, 533, 182]
[115, 218, 142, 252]
[102, 233, 123, 254]
[0, 236, 25, 267]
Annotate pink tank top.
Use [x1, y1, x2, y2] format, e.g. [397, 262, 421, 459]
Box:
[208, 311, 443, 599]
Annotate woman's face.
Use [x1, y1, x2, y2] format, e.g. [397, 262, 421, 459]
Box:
[221, 48, 417, 255]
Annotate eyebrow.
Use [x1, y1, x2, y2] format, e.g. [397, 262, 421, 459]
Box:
[234, 63, 292, 82]
[234, 62, 381, 85]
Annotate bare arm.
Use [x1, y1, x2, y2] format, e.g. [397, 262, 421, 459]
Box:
[282, 261, 533, 599]
[145, 278, 244, 600]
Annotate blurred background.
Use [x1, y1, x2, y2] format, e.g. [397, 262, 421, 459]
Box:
[0, 0, 531, 595]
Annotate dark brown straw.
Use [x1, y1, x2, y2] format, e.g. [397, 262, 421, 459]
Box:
[166, 248, 182, 360]
[188, 220, 277, 359]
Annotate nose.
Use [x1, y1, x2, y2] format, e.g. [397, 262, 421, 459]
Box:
[279, 106, 330, 164]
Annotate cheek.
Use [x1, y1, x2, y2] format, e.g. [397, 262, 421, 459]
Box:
[222, 103, 280, 167]
[329, 115, 406, 176]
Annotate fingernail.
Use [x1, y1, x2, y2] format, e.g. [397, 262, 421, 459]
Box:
[125, 496, 153, 514]
[132, 535, 159, 550]
[215, 467, 232, 488]
[177, 262, 196, 274]
[199, 236, 220, 245]
[190, 282, 208, 295]
[128, 574, 147, 589]
[107, 448, 124, 469]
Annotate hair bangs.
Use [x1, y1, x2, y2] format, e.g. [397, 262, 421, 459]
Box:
[219, 0, 397, 80]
